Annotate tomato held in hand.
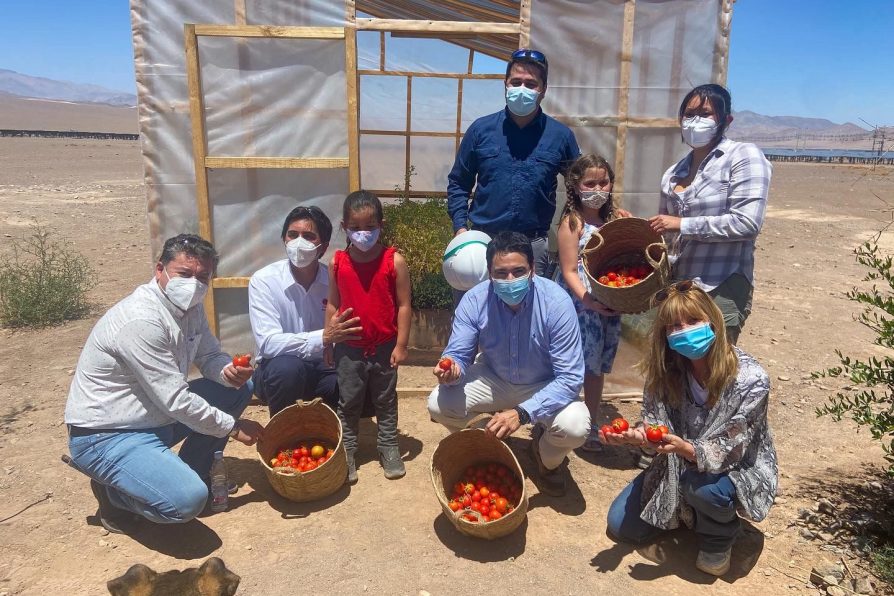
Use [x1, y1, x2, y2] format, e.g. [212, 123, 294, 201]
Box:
[645, 425, 665, 443]
[232, 354, 252, 368]
[438, 357, 453, 371]
[611, 417, 630, 433]
[600, 424, 614, 436]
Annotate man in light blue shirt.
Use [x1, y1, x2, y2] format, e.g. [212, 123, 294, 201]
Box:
[428, 232, 589, 496]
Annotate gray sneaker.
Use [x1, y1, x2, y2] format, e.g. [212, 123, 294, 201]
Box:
[378, 446, 406, 480]
[345, 450, 358, 485]
[695, 548, 731, 576]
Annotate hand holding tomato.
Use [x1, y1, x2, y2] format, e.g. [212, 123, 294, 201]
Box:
[654, 433, 696, 462]
[222, 355, 254, 388]
[232, 353, 252, 368]
[433, 355, 460, 384]
[599, 423, 646, 447]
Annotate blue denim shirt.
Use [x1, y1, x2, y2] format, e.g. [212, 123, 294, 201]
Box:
[443, 275, 584, 423]
[447, 108, 580, 234]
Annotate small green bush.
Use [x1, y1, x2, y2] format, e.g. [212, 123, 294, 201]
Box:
[0, 226, 95, 327]
[383, 196, 454, 310]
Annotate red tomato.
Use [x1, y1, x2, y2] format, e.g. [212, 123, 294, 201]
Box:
[232, 354, 251, 367]
[600, 424, 614, 436]
[461, 495, 471, 507]
[489, 510, 503, 520]
[479, 486, 490, 498]
[645, 425, 665, 443]
[437, 357, 453, 371]
[658, 425, 669, 435]
[298, 446, 309, 458]
[448, 500, 461, 512]
[607, 272, 618, 281]
[495, 497, 509, 514]
[611, 417, 630, 433]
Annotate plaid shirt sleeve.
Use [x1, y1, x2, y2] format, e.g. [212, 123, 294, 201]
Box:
[680, 143, 771, 242]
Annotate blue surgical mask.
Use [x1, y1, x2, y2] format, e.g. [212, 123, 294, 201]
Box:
[492, 275, 531, 306]
[505, 85, 539, 117]
[667, 322, 715, 360]
[347, 228, 380, 252]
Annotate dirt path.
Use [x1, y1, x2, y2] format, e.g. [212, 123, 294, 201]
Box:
[0, 138, 892, 594]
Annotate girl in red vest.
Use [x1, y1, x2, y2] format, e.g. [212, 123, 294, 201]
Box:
[325, 190, 411, 483]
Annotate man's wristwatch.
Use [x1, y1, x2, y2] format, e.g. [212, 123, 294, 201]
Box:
[514, 406, 531, 425]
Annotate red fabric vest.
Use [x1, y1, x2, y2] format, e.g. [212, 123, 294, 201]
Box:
[333, 246, 398, 351]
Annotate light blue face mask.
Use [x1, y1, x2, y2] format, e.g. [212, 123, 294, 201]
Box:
[347, 228, 380, 252]
[667, 322, 716, 360]
[492, 275, 531, 306]
[505, 85, 539, 117]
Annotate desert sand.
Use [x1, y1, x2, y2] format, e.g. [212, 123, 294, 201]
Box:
[1, 134, 893, 595]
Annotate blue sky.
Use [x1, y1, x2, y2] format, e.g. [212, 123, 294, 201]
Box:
[0, 0, 891, 125]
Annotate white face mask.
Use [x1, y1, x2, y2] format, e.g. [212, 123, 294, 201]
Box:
[163, 268, 208, 311]
[681, 116, 719, 148]
[579, 190, 611, 210]
[285, 236, 321, 269]
[347, 228, 380, 252]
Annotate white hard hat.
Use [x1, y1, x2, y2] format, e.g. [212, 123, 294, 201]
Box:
[442, 231, 492, 291]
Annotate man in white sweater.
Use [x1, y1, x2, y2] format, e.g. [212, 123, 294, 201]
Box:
[64, 234, 264, 533]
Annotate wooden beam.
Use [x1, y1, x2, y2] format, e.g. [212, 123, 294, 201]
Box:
[184, 24, 218, 335]
[557, 115, 680, 128]
[356, 18, 520, 34]
[358, 69, 502, 79]
[360, 129, 460, 138]
[713, 0, 734, 85]
[366, 189, 447, 199]
[193, 24, 345, 38]
[379, 31, 386, 71]
[212, 277, 251, 289]
[345, 27, 361, 192]
[613, 0, 637, 204]
[518, 0, 532, 48]
[205, 156, 349, 169]
[456, 49, 473, 153]
[404, 76, 412, 195]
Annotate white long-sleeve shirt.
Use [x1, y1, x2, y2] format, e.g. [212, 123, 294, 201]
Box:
[248, 259, 329, 362]
[64, 280, 236, 437]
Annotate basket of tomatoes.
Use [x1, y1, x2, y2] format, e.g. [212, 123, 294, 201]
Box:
[430, 427, 528, 540]
[580, 217, 669, 314]
[256, 397, 347, 503]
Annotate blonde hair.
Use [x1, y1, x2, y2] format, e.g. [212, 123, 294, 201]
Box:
[560, 154, 617, 233]
[637, 283, 738, 408]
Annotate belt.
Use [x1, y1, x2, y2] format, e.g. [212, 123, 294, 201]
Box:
[476, 228, 547, 240]
[68, 425, 115, 437]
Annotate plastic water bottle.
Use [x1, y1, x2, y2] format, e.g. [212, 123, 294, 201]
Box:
[209, 450, 229, 513]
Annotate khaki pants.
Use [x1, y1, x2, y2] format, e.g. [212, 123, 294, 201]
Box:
[427, 359, 590, 469]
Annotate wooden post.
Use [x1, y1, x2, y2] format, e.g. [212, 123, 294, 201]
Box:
[346, 26, 361, 192]
[184, 24, 218, 335]
[518, 0, 532, 48]
[405, 75, 413, 196]
[613, 0, 637, 204]
[456, 49, 474, 153]
[713, 0, 734, 85]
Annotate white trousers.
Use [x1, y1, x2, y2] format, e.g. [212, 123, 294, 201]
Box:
[427, 360, 590, 469]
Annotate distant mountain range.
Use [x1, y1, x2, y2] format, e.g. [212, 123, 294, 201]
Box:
[728, 110, 870, 141]
[0, 68, 136, 107]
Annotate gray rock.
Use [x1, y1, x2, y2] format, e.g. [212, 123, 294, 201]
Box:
[800, 528, 816, 539]
[826, 586, 845, 596]
[817, 532, 835, 542]
[817, 498, 836, 515]
[853, 577, 874, 595]
[809, 562, 844, 586]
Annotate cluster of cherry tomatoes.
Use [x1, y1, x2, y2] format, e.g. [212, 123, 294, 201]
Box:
[645, 424, 670, 443]
[232, 353, 252, 367]
[270, 442, 336, 473]
[596, 265, 652, 288]
[447, 462, 522, 524]
[600, 417, 630, 437]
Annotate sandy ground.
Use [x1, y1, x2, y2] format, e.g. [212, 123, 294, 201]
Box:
[1, 137, 894, 595]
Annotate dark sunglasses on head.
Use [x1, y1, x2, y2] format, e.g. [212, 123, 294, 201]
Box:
[654, 280, 694, 303]
[511, 48, 548, 68]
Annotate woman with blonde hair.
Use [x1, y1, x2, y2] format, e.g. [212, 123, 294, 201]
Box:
[601, 281, 777, 576]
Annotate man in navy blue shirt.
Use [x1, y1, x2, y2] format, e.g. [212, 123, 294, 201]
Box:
[447, 49, 580, 276]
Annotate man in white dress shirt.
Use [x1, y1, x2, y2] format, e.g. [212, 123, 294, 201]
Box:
[249, 206, 362, 416]
[64, 234, 264, 534]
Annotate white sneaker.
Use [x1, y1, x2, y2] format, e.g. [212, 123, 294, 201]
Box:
[695, 548, 731, 576]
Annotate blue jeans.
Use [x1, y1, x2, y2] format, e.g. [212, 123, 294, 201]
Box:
[252, 355, 339, 416]
[606, 469, 740, 553]
[67, 378, 251, 524]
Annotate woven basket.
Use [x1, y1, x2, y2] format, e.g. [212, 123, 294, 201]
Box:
[430, 427, 528, 540]
[256, 398, 347, 502]
[581, 217, 669, 314]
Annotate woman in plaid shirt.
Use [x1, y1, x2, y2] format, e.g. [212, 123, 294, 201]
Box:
[648, 84, 772, 344]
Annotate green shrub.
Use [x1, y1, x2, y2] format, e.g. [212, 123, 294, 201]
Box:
[0, 226, 95, 327]
[383, 196, 454, 310]
[814, 239, 894, 472]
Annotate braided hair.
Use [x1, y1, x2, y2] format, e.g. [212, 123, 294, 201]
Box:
[560, 154, 616, 234]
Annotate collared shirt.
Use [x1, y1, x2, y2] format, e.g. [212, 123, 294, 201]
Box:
[660, 137, 772, 291]
[64, 280, 235, 437]
[248, 259, 329, 361]
[447, 107, 580, 234]
[442, 275, 584, 424]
